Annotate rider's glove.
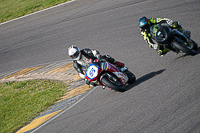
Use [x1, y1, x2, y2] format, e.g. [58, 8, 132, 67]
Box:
[167, 19, 174, 27]
[171, 21, 182, 29]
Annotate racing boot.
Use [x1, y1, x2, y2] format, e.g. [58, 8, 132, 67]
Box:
[158, 48, 169, 57]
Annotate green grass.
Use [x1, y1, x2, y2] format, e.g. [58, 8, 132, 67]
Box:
[0, 0, 70, 23]
[0, 80, 68, 133]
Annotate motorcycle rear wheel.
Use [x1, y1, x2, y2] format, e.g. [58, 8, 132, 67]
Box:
[101, 76, 126, 92]
[173, 41, 196, 55]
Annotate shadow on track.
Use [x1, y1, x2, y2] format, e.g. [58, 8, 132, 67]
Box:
[126, 69, 166, 91]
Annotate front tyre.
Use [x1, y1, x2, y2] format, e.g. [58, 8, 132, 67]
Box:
[173, 41, 196, 55]
[125, 70, 136, 84]
[101, 76, 126, 92]
[191, 40, 198, 50]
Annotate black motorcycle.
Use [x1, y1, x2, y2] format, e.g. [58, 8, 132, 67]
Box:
[150, 24, 198, 55]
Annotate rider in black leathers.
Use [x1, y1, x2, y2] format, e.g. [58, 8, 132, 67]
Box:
[138, 16, 192, 56]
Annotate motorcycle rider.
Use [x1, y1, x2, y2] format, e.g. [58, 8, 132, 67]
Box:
[68, 45, 127, 86]
[138, 16, 192, 56]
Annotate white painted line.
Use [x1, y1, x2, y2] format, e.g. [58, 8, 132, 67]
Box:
[0, 0, 75, 26]
[31, 87, 96, 133]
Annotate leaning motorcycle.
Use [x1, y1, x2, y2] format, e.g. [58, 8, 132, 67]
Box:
[150, 24, 198, 55]
[85, 60, 136, 92]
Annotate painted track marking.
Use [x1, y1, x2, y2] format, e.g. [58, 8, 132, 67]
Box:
[0, 0, 75, 26]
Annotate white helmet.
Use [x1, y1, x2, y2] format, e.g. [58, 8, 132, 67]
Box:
[68, 45, 81, 60]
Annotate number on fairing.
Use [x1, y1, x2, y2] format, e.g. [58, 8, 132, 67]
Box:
[87, 65, 99, 79]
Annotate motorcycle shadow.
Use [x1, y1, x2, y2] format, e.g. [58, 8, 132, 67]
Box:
[125, 69, 166, 91]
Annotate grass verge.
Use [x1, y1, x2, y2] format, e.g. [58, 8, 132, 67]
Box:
[0, 0, 71, 24]
[0, 80, 68, 133]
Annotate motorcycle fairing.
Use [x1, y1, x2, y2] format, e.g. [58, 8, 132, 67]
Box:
[113, 72, 128, 84]
[101, 61, 108, 71]
[105, 62, 128, 85]
[150, 24, 171, 44]
[85, 64, 100, 81]
[100, 62, 128, 85]
[171, 29, 188, 43]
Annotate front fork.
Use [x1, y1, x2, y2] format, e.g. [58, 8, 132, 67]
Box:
[187, 38, 194, 49]
[177, 31, 194, 49]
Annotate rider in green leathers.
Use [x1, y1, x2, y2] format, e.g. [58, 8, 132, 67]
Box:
[138, 16, 191, 56]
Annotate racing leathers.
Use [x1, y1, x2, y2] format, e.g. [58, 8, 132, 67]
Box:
[140, 18, 191, 56]
[73, 48, 125, 86]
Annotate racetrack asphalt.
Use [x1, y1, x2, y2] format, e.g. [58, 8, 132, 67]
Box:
[1, 0, 200, 132]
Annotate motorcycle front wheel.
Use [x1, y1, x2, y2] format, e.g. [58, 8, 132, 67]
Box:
[100, 75, 126, 92]
[124, 70, 136, 84]
[173, 41, 196, 55]
[191, 40, 198, 50]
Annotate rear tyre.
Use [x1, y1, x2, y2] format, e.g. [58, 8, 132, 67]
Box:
[173, 41, 196, 55]
[101, 76, 126, 92]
